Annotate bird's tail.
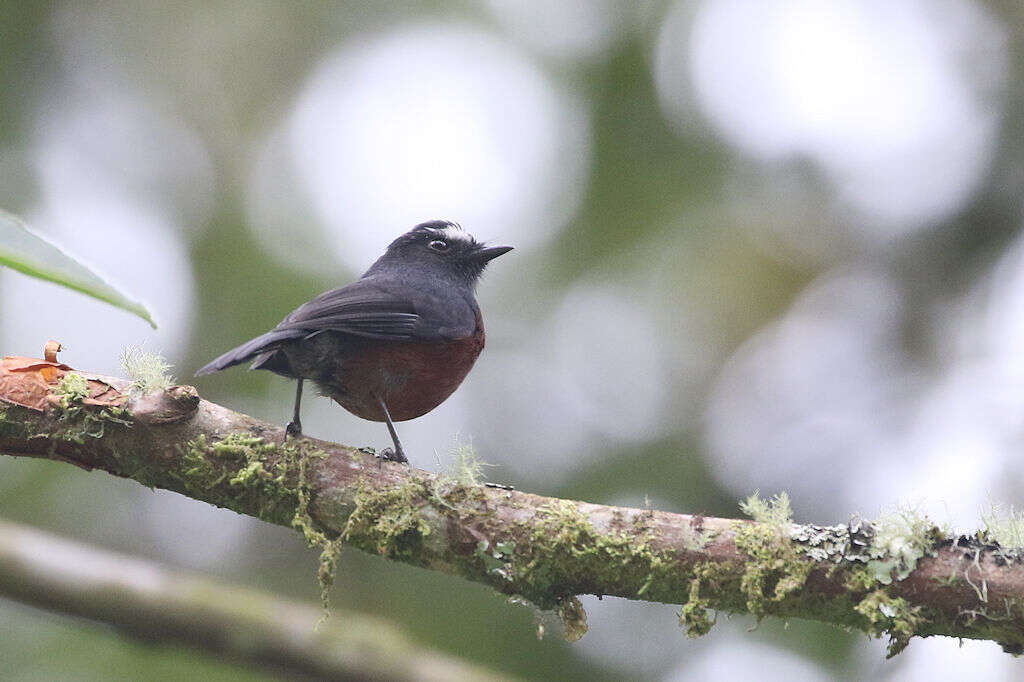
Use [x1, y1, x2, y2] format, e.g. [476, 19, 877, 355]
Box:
[194, 329, 303, 376]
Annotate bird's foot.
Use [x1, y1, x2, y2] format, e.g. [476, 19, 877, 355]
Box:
[378, 447, 409, 465]
[285, 420, 302, 441]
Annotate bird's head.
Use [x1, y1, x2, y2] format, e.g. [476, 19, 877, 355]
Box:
[366, 220, 513, 286]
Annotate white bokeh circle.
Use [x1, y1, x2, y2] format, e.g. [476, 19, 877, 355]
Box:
[471, 281, 671, 480]
[703, 269, 912, 518]
[287, 23, 589, 271]
[656, 0, 1005, 234]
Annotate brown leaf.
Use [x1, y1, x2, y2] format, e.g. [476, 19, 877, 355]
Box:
[0, 356, 67, 410]
[2, 356, 73, 372]
[0, 354, 127, 411]
[82, 380, 126, 407]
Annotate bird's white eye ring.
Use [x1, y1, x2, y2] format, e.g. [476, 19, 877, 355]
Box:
[429, 239, 449, 252]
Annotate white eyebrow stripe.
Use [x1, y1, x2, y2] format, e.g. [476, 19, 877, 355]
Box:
[431, 225, 474, 243]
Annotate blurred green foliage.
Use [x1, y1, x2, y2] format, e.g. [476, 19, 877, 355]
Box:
[2, 2, 1024, 680]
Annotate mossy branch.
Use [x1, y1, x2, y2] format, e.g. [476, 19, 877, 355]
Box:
[0, 518, 507, 682]
[3, 375, 1024, 656]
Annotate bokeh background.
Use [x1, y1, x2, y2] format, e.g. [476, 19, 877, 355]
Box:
[2, 1, 1024, 679]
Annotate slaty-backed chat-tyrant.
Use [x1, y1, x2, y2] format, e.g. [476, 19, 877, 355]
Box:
[195, 220, 512, 463]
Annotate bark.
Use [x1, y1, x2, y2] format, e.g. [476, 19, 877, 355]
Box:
[2, 372, 1024, 657]
[0, 520, 511, 681]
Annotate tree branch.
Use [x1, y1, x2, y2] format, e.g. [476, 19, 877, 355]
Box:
[0, 518, 509, 681]
[2, 367, 1024, 656]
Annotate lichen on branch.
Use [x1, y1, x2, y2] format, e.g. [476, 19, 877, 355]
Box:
[3, 366, 1024, 656]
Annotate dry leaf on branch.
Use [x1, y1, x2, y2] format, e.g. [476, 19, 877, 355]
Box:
[0, 341, 127, 411]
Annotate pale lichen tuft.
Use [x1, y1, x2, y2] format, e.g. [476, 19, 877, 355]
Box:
[447, 440, 487, 487]
[120, 346, 175, 393]
[981, 503, 1024, 551]
[734, 491, 811, 619]
[680, 523, 712, 552]
[866, 506, 942, 584]
[740, 491, 794, 530]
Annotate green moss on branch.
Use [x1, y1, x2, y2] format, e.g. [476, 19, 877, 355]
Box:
[4, 389, 1024, 656]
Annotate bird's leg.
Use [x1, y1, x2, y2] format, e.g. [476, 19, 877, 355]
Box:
[285, 379, 303, 441]
[377, 397, 409, 464]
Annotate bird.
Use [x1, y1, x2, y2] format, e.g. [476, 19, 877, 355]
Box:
[195, 220, 512, 464]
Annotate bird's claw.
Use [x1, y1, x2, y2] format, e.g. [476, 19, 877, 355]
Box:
[378, 447, 409, 464]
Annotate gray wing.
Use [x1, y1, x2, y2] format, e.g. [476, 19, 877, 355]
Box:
[274, 281, 420, 340]
[195, 281, 422, 376]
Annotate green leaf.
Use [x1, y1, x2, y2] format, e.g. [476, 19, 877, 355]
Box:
[0, 209, 156, 328]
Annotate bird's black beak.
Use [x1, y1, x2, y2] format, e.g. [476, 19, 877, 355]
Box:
[474, 245, 514, 262]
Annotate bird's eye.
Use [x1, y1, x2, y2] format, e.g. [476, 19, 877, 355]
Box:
[428, 239, 449, 252]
